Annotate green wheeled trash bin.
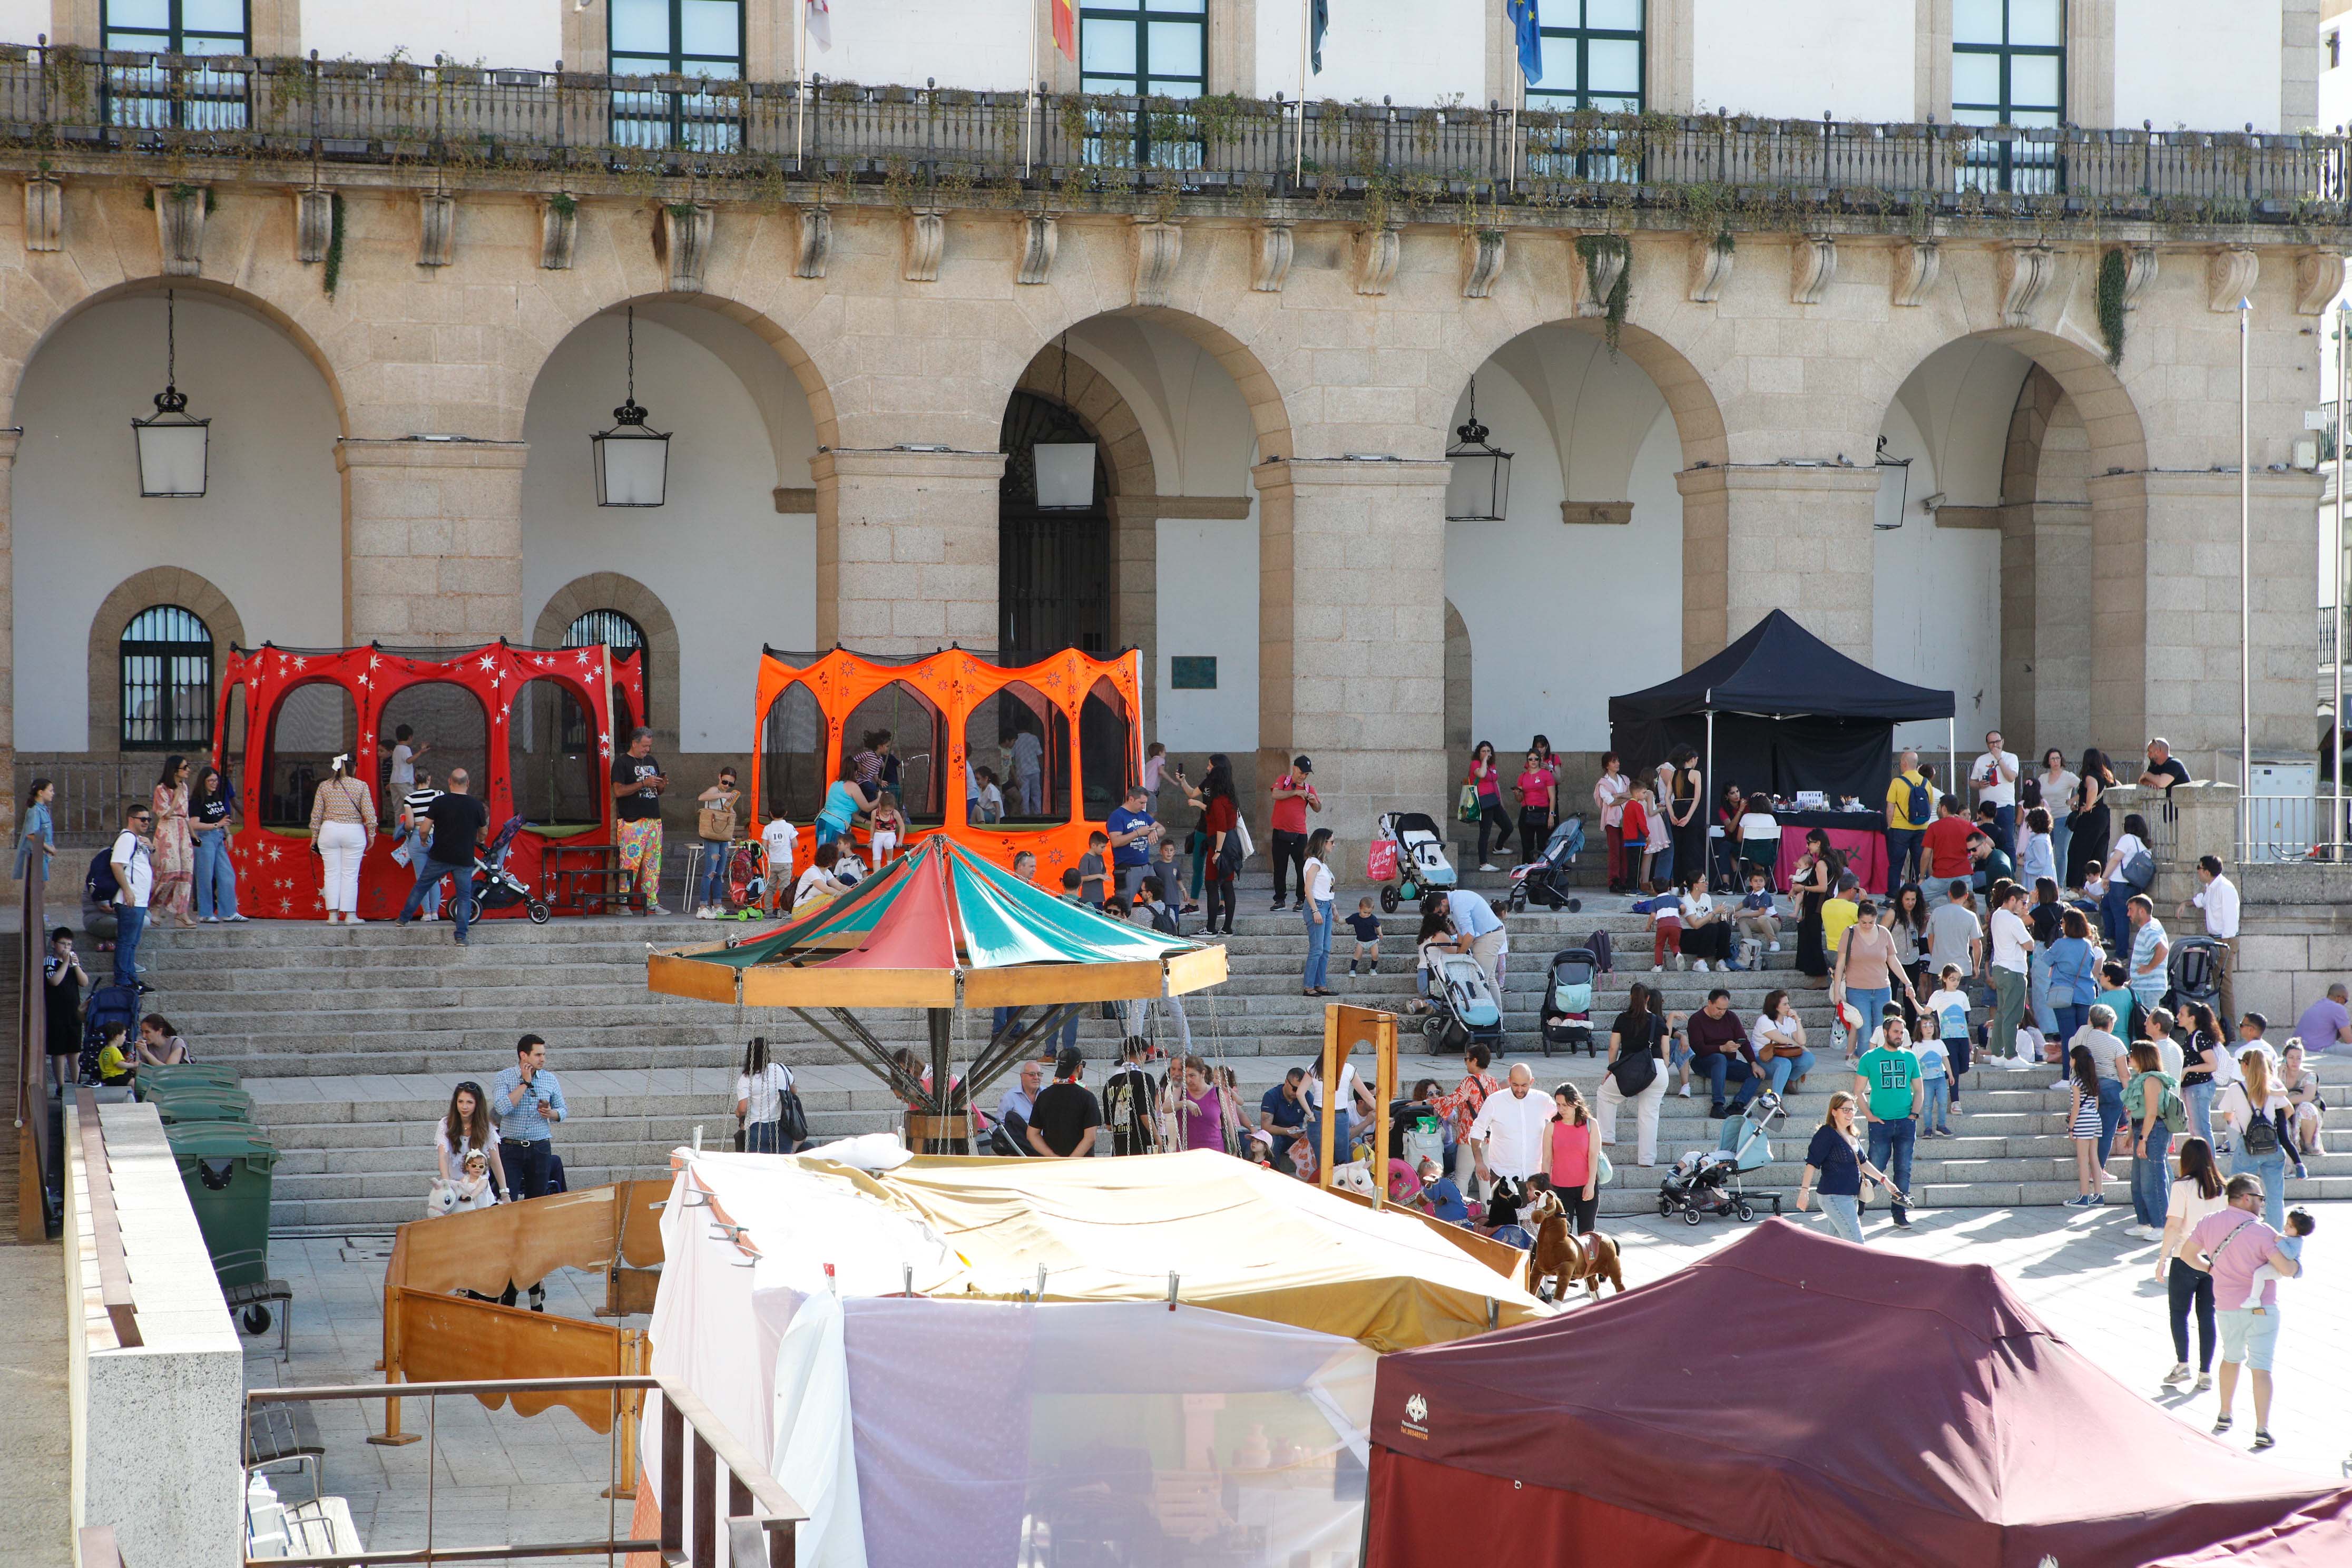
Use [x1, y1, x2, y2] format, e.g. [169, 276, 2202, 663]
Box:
[139, 1063, 242, 1097]
[166, 1121, 280, 1297]
[148, 1085, 258, 1128]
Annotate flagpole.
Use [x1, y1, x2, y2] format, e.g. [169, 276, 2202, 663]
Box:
[795, 0, 809, 168]
[1025, 0, 1039, 177]
[2239, 296, 2252, 834]
[1295, 0, 1309, 185]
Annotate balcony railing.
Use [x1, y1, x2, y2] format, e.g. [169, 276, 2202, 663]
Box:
[0, 44, 2341, 222]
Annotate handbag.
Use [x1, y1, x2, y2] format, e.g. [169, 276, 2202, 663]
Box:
[2120, 847, 2157, 890]
[699, 796, 739, 841]
[1608, 1024, 1660, 1096]
[1233, 816, 1254, 861]
[1457, 783, 1482, 824]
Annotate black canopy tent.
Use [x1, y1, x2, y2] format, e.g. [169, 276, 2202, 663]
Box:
[1609, 610, 1958, 809]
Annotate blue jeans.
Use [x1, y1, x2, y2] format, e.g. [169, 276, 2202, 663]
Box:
[2131, 1120, 2173, 1227]
[696, 840, 732, 909]
[1302, 899, 1335, 989]
[1818, 1191, 1864, 1243]
[1693, 1052, 1759, 1109]
[114, 904, 146, 985]
[1992, 804, 2016, 854]
[1883, 828, 1923, 895]
[1841, 986, 1892, 1049]
[744, 1119, 781, 1153]
[191, 831, 237, 918]
[2094, 1076, 2125, 1165]
[2028, 947, 2057, 1035]
[2230, 1149, 2288, 1231]
[1649, 838, 1675, 888]
[2050, 1002, 2086, 1048]
[2049, 817, 2073, 887]
[1763, 1047, 1816, 1096]
[399, 858, 474, 941]
[1307, 1112, 1353, 1168]
[2099, 884, 2133, 954]
[1866, 1116, 1916, 1213]
[2184, 1080, 2217, 1146]
[1923, 1075, 1951, 1133]
[407, 832, 445, 919]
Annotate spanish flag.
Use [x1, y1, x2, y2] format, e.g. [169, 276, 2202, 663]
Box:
[1052, 0, 1076, 61]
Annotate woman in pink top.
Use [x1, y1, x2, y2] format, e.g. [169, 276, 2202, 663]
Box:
[1169, 1056, 1228, 1153]
[1549, 1083, 1601, 1230]
[1514, 749, 1556, 865]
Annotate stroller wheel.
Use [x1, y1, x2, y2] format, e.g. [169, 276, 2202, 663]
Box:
[456, 895, 481, 925]
[1379, 885, 1399, 915]
[1508, 886, 1526, 913]
[526, 900, 553, 925]
[1657, 1195, 1672, 1218]
[1683, 1207, 1703, 1226]
[1736, 1201, 1757, 1222]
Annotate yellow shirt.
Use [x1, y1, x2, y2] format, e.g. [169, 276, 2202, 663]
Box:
[1885, 771, 1927, 831]
[1820, 897, 1861, 956]
[97, 1044, 130, 1083]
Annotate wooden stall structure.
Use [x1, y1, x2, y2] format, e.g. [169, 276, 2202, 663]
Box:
[1318, 1004, 1399, 1201]
[211, 640, 644, 919]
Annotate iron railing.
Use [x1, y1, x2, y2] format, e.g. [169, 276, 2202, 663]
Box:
[0, 45, 2340, 220]
[14, 829, 51, 1241]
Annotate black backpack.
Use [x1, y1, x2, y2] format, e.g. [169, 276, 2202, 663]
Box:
[2240, 1106, 2283, 1157]
[85, 847, 120, 904]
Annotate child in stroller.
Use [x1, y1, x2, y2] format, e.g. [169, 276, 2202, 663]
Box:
[1422, 950, 1505, 1052]
[459, 816, 553, 925]
[1540, 947, 1599, 1057]
[1372, 811, 1457, 915]
[1658, 1092, 1786, 1223]
[1508, 815, 1586, 913]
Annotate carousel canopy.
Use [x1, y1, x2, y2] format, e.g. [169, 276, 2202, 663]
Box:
[645, 836, 1227, 1008]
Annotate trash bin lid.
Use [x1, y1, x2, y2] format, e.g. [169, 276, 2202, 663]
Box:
[165, 1121, 279, 1171]
[154, 1094, 257, 1127]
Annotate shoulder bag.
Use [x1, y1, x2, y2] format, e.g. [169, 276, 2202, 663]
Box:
[1608, 1018, 1661, 1097]
[699, 792, 740, 842]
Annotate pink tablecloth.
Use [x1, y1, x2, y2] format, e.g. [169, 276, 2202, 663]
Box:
[1773, 824, 1887, 893]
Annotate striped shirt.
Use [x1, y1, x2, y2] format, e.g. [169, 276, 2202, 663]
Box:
[490, 1065, 566, 1143]
[403, 787, 441, 842]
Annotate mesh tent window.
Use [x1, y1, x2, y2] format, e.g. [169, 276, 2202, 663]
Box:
[121, 604, 214, 751]
[761, 681, 828, 825]
[509, 678, 604, 829]
[376, 682, 490, 827]
[966, 683, 1072, 829]
[843, 681, 949, 827]
[260, 681, 356, 828]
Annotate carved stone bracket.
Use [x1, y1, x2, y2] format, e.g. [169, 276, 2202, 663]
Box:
[903, 210, 945, 282]
[796, 207, 832, 279]
[1016, 212, 1057, 286]
[1462, 229, 1505, 299]
[291, 187, 331, 264]
[538, 197, 576, 270]
[1354, 225, 1401, 297]
[1688, 237, 1733, 303]
[2296, 251, 2345, 316]
[1790, 236, 1837, 306]
[24, 177, 60, 252]
[661, 202, 713, 292]
[2000, 243, 2058, 327]
[1576, 238, 1626, 317]
[1251, 223, 1293, 293]
[2121, 246, 2158, 309]
[1891, 240, 1941, 307]
[417, 192, 454, 268]
[2208, 247, 2258, 313]
[1135, 219, 1183, 306]
[153, 182, 206, 276]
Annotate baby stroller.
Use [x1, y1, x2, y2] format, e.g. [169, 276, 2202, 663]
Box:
[1538, 948, 1599, 1057]
[1657, 1093, 1785, 1224]
[1373, 811, 1458, 915]
[1508, 815, 1586, 913]
[459, 816, 552, 925]
[2169, 936, 2224, 1018]
[1421, 952, 1505, 1052]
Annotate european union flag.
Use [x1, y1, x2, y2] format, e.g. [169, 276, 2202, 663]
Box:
[1311, 0, 1328, 74]
[1508, 0, 1543, 85]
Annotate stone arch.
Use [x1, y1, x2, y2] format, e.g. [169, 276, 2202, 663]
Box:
[86, 566, 246, 756]
[1014, 339, 1159, 502]
[1439, 315, 1731, 473]
[531, 573, 682, 747]
[1010, 302, 1295, 468]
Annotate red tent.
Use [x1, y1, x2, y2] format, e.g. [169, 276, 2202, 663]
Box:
[1367, 1220, 2352, 1568]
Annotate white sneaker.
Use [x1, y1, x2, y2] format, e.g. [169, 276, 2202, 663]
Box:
[648, 903, 671, 915]
[1652, 964, 1663, 974]
[1676, 955, 1689, 971]
[1677, 1082, 1692, 1097]
[2051, 1080, 2072, 1092]
[345, 914, 366, 925]
[1769, 941, 1781, 952]
[2161, 1361, 2191, 1387]
[2194, 1374, 2212, 1392]
[1693, 959, 1710, 972]
[1478, 863, 1498, 873]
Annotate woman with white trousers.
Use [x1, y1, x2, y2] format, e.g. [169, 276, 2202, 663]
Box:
[308, 753, 376, 923]
[1596, 982, 1671, 1167]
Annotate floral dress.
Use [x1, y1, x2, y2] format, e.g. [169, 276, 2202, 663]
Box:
[151, 781, 194, 918]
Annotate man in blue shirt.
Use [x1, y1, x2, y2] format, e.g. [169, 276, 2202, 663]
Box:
[1257, 1067, 1310, 1175]
[489, 1032, 566, 1311]
[1105, 785, 1160, 907]
[1443, 888, 1510, 994]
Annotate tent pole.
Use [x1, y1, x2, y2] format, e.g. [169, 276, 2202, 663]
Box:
[1703, 707, 1714, 888]
[1946, 719, 1955, 807]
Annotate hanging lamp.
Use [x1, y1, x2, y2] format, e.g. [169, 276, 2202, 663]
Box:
[1444, 375, 1512, 522]
[132, 288, 209, 498]
[592, 305, 671, 507]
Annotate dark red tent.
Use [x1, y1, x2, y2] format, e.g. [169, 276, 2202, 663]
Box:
[1367, 1220, 2352, 1568]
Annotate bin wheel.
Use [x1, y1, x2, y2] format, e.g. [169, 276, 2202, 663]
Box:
[527, 900, 553, 925]
[1380, 886, 1399, 915]
[1682, 1207, 1703, 1226]
[240, 1304, 273, 1335]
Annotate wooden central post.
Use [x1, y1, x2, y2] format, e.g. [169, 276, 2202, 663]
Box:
[1317, 1003, 1397, 1197]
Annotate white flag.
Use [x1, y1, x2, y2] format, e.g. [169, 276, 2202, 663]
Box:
[806, 0, 831, 51]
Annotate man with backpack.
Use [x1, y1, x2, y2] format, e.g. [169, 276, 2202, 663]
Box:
[1883, 749, 1931, 895]
[101, 800, 156, 989]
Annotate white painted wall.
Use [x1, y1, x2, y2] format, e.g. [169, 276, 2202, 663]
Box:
[1256, 0, 1485, 105]
[303, 0, 562, 71]
[0, 1, 44, 47]
[1692, 0, 1916, 121]
[13, 293, 344, 753]
[1155, 511, 1261, 751]
[1445, 328, 1685, 756]
[2118, 0, 2285, 130]
[520, 305, 817, 753]
[812, 0, 1031, 91]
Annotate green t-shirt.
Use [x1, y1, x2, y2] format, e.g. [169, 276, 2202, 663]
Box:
[1855, 1047, 1920, 1122]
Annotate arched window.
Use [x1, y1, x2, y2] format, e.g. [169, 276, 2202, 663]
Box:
[120, 605, 213, 751]
[564, 609, 648, 736]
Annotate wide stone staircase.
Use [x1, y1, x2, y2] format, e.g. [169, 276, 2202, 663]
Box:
[112, 860, 2352, 1232]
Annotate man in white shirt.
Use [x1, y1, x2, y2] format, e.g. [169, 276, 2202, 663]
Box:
[1469, 1062, 1557, 1191]
[1987, 881, 2032, 1067]
[2183, 854, 2240, 1028]
[760, 815, 798, 917]
[1444, 888, 1510, 993]
[109, 800, 155, 989]
[1969, 730, 2020, 852]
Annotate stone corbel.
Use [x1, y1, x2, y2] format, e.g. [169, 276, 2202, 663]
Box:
[1462, 229, 1505, 299]
[153, 182, 207, 276]
[1891, 240, 1941, 307]
[1575, 238, 1626, 318]
[1999, 243, 2058, 327]
[2296, 252, 2345, 316]
[1134, 219, 1183, 306]
[538, 197, 577, 270]
[796, 206, 832, 279]
[417, 192, 454, 268]
[903, 210, 945, 282]
[25, 176, 62, 252]
[1354, 224, 1402, 297]
[1251, 223, 1293, 292]
[1790, 236, 1837, 306]
[293, 187, 331, 264]
[661, 202, 713, 292]
[1016, 212, 1058, 286]
[1688, 235, 1733, 303]
[2121, 246, 2159, 309]
[1561, 501, 1634, 526]
[2207, 247, 2258, 313]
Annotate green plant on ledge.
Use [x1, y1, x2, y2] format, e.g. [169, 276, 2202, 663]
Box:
[1575, 232, 1631, 356]
[2096, 246, 2127, 368]
[547, 191, 577, 218]
[322, 191, 345, 299]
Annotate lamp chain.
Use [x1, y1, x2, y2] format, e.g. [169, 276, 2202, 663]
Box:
[626, 305, 635, 405]
[165, 288, 175, 389]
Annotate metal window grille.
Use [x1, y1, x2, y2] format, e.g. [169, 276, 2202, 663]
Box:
[119, 604, 213, 751]
[564, 609, 646, 748]
[999, 392, 1110, 661]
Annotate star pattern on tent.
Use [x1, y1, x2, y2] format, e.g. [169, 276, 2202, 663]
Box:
[479, 654, 499, 673]
[574, 649, 595, 667]
[289, 656, 308, 671]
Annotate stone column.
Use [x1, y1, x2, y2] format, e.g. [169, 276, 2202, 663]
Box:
[0, 430, 17, 896]
[1251, 457, 1451, 842]
[1677, 464, 1881, 668]
[811, 448, 1005, 653]
[336, 438, 530, 644]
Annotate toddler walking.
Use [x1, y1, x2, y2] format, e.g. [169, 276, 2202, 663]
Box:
[1345, 898, 1383, 976]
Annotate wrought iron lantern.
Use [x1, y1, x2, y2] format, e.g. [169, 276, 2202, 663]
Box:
[1444, 377, 1512, 522]
[592, 306, 671, 507]
[131, 289, 209, 498]
[1031, 331, 1097, 509]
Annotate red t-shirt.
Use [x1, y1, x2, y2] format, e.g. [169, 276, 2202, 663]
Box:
[1516, 770, 1554, 811]
[1922, 815, 1975, 878]
[1620, 800, 1650, 845]
[1271, 773, 1315, 835]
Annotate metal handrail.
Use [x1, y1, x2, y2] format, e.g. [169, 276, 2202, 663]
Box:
[244, 1376, 803, 1568]
[14, 826, 50, 1241]
[0, 43, 2339, 220]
